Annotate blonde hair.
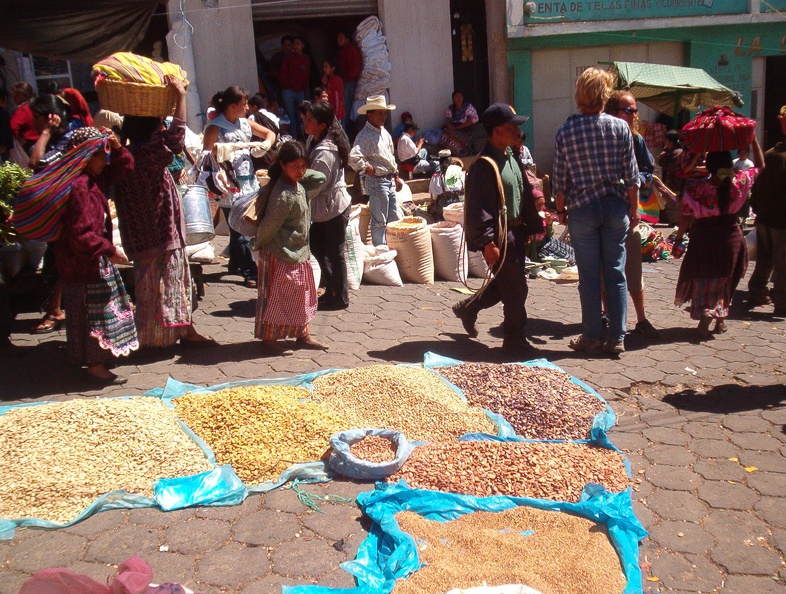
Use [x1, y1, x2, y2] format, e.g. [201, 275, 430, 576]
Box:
[575, 67, 614, 115]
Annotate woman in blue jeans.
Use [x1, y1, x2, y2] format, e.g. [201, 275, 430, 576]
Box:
[553, 68, 640, 356]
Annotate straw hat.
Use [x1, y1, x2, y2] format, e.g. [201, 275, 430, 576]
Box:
[357, 95, 396, 115]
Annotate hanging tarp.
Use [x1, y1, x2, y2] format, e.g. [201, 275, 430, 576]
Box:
[0, 0, 159, 62]
[251, 0, 377, 20]
[606, 61, 743, 121]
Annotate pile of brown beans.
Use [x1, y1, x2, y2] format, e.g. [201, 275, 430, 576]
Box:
[436, 363, 606, 440]
[349, 435, 398, 463]
[392, 506, 626, 594]
[311, 365, 495, 441]
[389, 441, 630, 502]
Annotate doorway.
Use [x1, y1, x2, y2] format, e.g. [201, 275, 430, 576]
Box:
[449, 0, 490, 113]
[764, 55, 786, 149]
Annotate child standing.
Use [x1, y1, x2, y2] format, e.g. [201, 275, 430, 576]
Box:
[279, 36, 310, 139]
[253, 140, 328, 355]
[321, 59, 346, 128]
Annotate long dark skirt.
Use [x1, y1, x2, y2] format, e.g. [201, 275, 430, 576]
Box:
[675, 215, 747, 320]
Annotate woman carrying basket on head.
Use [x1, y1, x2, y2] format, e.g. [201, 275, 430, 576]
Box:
[673, 135, 765, 338]
[116, 76, 216, 349]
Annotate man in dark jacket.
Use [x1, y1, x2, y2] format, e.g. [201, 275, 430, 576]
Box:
[748, 105, 786, 317]
[451, 103, 543, 355]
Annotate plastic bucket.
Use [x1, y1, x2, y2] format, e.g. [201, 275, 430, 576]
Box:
[181, 185, 215, 246]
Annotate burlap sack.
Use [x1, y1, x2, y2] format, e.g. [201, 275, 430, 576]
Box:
[386, 217, 434, 284]
[429, 221, 467, 282]
[441, 202, 487, 278]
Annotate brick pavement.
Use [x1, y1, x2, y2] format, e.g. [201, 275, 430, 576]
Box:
[1, 237, 784, 593]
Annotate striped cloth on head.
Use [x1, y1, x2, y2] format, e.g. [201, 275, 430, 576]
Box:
[13, 135, 109, 241]
[92, 52, 187, 86]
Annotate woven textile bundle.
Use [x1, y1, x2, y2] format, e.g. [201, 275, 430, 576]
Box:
[681, 106, 755, 154]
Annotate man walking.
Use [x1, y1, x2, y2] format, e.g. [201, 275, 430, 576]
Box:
[349, 95, 401, 246]
[553, 67, 640, 356]
[748, 105, 786, 317]
[452, 103, 543, 355]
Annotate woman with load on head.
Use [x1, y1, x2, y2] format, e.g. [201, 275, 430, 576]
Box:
[116, 76, 216, 349]
[202, 86, 276, 288]
[673, 134, 765, 338]
[252, 140, 328, 356]
[52, 127, 138, 384]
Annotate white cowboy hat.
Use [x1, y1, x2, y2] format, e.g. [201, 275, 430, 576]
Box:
[357, 95, 396, 114]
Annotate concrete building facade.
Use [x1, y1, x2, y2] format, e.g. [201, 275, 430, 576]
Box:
[504, 0, 786, 173]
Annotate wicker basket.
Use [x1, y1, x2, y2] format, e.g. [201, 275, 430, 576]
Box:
[95, 79, 178, 117]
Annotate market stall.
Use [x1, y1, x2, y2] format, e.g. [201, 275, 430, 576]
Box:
[0, 352, 647, 593]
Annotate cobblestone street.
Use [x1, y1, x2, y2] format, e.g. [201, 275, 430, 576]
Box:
[1, 237, 784, 593]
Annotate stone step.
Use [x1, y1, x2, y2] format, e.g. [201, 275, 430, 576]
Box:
[405, 177, 430, 194]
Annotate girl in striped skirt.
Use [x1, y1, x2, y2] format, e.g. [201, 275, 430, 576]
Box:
[253, 140, 327, 356]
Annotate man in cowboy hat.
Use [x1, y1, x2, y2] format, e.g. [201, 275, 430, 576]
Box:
[349, 95, 402, 245]
[451, 103, 543, 356]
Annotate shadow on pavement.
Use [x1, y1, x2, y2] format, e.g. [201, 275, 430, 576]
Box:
[2, 357, 117, 401]
[175, 339, 276, 365]
[368, 337, 606, 365]
[209, 299, 257, 319]
[663, 383, 786, 414]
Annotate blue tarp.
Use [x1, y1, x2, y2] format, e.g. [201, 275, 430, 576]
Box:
[0, 393, 246, 540]
[283, 481, 647, 594]
[0, 350, 645, 594]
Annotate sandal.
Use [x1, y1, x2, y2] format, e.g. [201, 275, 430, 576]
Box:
[32, 313, 65, 334]
[713, 319, 728, 334]
[749, 295, 771, 307]
[697, 315, 713, 340]
[296, 336, 329, 351]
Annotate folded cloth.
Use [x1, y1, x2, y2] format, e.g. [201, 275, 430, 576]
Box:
[19, 556, 153, 594]
[213, 141, 271, 163]
[93, 52, 188, 87]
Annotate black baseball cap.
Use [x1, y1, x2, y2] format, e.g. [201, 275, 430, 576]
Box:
[481, 103, 529, 130]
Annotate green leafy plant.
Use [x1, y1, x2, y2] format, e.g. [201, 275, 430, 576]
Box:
[0, 162, 31, 245]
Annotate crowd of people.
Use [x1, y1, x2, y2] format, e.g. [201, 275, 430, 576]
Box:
[453, 68, 780, 358]
[1, 57, 784, 375]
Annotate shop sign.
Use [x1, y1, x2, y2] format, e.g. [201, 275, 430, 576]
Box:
[507, 0, 748, 29]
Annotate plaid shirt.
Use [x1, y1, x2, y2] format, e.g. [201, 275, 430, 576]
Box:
[553, 113, 639, 210]
[349, 121, 398, 175]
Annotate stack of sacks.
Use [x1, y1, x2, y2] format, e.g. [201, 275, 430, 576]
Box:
[352, 17, 392, 116]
